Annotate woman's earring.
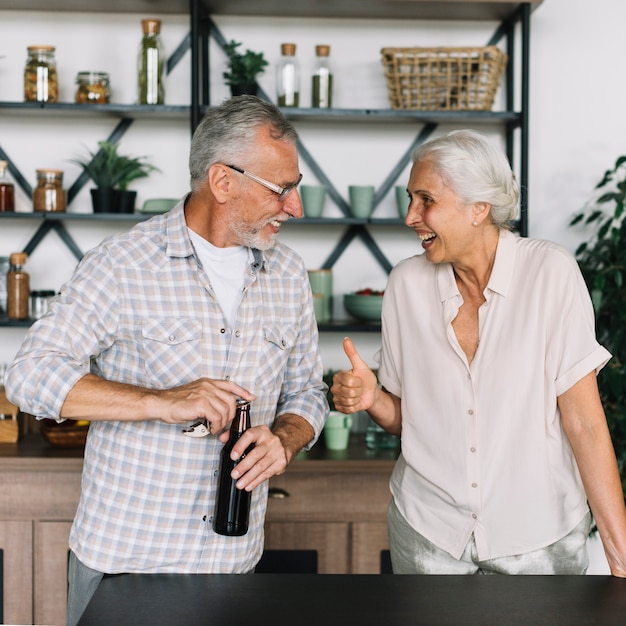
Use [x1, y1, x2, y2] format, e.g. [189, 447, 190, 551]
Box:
[472, 220, 479, 227]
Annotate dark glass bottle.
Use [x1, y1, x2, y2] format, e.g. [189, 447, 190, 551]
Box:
[213, 399, 254, 536]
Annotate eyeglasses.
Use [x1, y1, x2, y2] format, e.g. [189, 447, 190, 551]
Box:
[227, 164, 302, 201]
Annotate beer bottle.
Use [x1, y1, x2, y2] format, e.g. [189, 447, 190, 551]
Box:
[213, 399, 254, 536]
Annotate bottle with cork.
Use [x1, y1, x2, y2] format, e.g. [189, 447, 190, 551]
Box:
[0, 161, 15, 212]
[312, 45, 333, 108]
[7, 252, 30, 321]
[276, 43, 299, 107]
[138, 18, 164, 104]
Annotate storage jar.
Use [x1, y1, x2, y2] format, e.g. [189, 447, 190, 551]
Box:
[33, 169, 66, 212]
[24, 45, 58, 102]
[75, 71, 110, 104]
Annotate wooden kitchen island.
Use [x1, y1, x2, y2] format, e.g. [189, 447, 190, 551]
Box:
[0, 432, 396, 625]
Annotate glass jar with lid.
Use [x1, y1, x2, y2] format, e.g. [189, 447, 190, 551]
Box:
[33, 169, 66, 212]
[24, 45, 58, 102]
[75, 71, 110, 104]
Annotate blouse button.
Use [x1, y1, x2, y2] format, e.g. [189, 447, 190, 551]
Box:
[468, 409, 474, 416]
[220, 328, 226, 334]
[471, 482, 478, 488]
[470, 447, 476, 453]
[168, 334, 176, 342]
[235, 330, 241, 338]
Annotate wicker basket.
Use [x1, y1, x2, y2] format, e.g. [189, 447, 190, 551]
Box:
[381, 46, 508, 111]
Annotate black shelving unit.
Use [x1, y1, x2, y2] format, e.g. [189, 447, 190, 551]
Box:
[0, 1, 541, 331]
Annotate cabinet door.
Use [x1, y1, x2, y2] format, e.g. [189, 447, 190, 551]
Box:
[0, 520, 32, 625]
[264, 522, 350, 574]
[34, 520, 72, 626]
[352, 521, 391, 574]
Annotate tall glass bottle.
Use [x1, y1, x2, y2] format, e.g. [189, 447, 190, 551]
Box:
[312, 45, 333, 108]
[7, 252, 29, 321]
[213, 399, 254, 536]
[138, 18, 164, 105]
[276, 43, 299, 107]
[0, 161, 15, 212]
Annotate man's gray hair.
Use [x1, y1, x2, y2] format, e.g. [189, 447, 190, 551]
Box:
[189, 95, 299, 192]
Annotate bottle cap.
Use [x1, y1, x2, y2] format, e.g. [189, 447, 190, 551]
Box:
[27, 45, 55, 53]
[142, 18, 161, 34]
[10, 252, 27, 265]
[315, 45, 330, 57]
[281, 43, 296, 56]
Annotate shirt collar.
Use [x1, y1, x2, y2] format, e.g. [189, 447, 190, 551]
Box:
[436, 229, 518, 301]
[164, 199, 269, 273]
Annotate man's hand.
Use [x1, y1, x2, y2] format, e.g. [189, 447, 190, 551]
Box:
[221, 413, 315, 492]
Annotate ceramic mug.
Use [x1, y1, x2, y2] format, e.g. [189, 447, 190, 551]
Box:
[307, 269, 332, 322]
[324, 411, 353, 450]
[395, 185, 410, 218]
[301, 184, 326, 218]
[348, 185, 375, 219]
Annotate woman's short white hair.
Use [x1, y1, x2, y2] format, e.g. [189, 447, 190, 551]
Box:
[411, 129, 520, 228]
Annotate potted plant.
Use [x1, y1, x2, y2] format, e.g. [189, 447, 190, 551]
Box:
[72, 140, 159, 213]
[222, 39, 268, 96]
[570, 155, 626, 500]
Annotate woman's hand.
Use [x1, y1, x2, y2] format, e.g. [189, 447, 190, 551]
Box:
[331, 337, 379, 414]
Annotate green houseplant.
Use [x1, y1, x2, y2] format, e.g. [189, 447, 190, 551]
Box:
[222, 39, 268, 96]
[570, 155, 626, 499]
[72, 140, 158, 213]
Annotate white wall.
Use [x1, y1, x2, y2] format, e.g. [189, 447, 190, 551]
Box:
[0, 0, 621, 572]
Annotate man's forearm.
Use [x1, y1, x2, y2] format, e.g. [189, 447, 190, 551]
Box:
[272, 413, 316, 463]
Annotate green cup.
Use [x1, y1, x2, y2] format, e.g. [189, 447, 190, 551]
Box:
[307, 269, 332, 322]
[348, 185, 375, 219]
[323, 411, 353, 450]
[395, 185, 410, 218]
[301, 184, 327, 218]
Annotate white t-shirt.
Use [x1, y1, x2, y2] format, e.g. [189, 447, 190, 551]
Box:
[377, 229, 610, 560]
[188, 229, 248, 326]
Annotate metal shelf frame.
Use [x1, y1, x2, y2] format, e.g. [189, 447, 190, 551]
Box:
[0, 1, 538, 330]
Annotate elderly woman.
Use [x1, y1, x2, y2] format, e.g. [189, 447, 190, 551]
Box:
[332, 129, 626, 576]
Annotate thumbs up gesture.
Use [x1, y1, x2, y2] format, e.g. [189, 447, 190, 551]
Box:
[331, 337, 379, 414]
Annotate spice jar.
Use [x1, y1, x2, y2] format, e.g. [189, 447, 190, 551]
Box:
[277, 43, 299, 107]
[0, 160, 15, 212]
[312, 45, 333, 108]
[75, 71, 110, 104]
[138, 18, 164, 104]
[29, 290, 56, 320]
[33, 169, 66, 213]
[7, 252, 30, 321]
[24, 45, 58, 102]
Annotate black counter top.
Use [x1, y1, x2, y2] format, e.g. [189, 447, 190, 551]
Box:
[79, 573, 626, 626]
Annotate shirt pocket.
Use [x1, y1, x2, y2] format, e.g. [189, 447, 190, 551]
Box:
[141, 318, 203, 386]
[256, 324, 298, 391]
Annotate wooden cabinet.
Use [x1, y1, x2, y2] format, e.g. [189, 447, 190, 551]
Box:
[0, 520, 33, 625]
[0, 451, 82, 625]
[0, 435, 396, 623]
[265, 443, 395, 573]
